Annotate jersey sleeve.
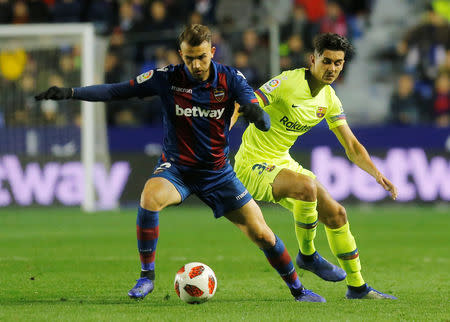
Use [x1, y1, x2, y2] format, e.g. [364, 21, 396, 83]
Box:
[325, 89, 347, 129]
[128, 68, 169, 98]
[72, 68, 168, 101]
[230, 69, 259, 105]
[254, 75, 284, 107]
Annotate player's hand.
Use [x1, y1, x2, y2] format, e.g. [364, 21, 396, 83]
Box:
[376, 173, 398, 200]
[35, 86, 73, 100]
[238, 103, 271, 131]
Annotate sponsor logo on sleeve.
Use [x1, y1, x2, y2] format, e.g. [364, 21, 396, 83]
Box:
[137, 70, 154, 84]
[262, 79, 281, 93]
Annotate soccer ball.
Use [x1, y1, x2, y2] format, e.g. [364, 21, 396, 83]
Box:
[174, 262, 217, 304]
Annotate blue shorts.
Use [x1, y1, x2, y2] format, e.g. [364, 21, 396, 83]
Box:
[150, 159, 252, 218]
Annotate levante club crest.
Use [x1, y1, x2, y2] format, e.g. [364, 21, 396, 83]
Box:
[316, 106, 327, 118]
[213, 88, 225, 102]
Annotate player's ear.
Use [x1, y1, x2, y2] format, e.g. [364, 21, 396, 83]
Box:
[178, 49, 183, 58]
[211, 46, 216, 57]
[310, 53, 315, 65]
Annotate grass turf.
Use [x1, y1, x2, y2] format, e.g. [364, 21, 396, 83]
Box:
[0, 204, 449, 321]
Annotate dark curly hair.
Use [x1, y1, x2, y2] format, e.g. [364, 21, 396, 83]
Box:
[313, 33, 354, 60]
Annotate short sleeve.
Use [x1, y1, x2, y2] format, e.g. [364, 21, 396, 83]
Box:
[231, 69, 259, 105]
[325, 90, 347, 129]
[254, 76, 284, 107]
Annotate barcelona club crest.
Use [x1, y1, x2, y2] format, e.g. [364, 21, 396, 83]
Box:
[213, 87, 225, 102]
[316, 106, 327, 118]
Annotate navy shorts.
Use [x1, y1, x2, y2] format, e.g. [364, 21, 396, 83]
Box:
[150, 159, 252, 218]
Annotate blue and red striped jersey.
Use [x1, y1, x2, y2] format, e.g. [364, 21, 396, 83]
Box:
[73, 60, 259, 170]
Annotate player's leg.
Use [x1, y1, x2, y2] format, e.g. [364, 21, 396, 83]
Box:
[234, 158, 344, 282]
[128, 177, 182, 299]
[129, 161, 188, 299]
[316, 180, 397, 299]
[272, 168, 319, 256]
[224, 199, 325, 302]
[271, 168, 346, 282]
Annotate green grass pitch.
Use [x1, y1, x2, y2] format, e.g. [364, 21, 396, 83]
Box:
[0, 204, 449, 321]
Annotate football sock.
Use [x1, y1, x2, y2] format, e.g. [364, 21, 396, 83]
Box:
[293, 200, 318, 256]
[325, 222, 365, 287]
[140, 270, 155, 280]
[262, 235, 302, 290]
[348, 284, 368, 293]
[136, 206, 159, 274]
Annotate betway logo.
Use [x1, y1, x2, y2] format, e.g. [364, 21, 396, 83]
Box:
[312, 147, 450, 202]
[176, 104, 224, 120]
[280, 116, 312, 132]
[0, 155, 130, 209]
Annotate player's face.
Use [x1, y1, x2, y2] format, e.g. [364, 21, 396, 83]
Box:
[179, 41, 216, 81]
[310, 50, 345, 84]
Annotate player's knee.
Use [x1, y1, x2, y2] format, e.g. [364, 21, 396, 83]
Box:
[140, 188, 165, 211]
[324, 204, 348, 228]
[249, 226, 274, 248]
[294, 176, 317, 202]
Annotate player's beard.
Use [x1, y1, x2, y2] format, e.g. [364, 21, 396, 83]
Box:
[192, 68, 209, 81]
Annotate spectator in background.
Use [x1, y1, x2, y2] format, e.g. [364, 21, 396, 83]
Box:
[234, 51, 260, 88]
[216, 0, 254, 31]
[194, 0, 216, 24]
[239, 29, 269, 81]
[12, 0, 29, 24]
[295, 0, 326, 49]
[280, 34, 309, 71]
[320, 1, 347, 37]
[104, 50, 123, 84]
[52, 0, 81, 23]
[389, 74, 423, 125]
[211, 28, 233, 65]
[137, 1, 172, 34]
[399, 6, 449, 94]
[188, 11, 203, 25]
[59, 51, 79, 86]
[118, 1, 140, 33]
[281, 4, 308, 43]
[431, 72, 449, 127]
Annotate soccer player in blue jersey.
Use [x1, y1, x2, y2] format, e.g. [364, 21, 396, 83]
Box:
[35, 24, 326, 302]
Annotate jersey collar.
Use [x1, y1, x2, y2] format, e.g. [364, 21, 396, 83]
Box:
[183, 60, 218, 89]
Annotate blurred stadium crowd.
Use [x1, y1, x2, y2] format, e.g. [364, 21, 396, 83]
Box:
[0, 0, 448, 127]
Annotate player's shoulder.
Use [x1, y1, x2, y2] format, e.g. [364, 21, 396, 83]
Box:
[266, 68, 306, 91]
[213, 61, 246, 79]
[324, 83, 339, 99]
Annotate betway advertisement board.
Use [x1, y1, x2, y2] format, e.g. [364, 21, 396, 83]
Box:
[0, 125, 448, 207]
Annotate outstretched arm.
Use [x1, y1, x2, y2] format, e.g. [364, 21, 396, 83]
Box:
[35, 81, 141, 102]
[332, 124, 398, 200]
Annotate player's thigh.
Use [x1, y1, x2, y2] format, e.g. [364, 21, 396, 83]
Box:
[196, 163, 253, 218]
[315, 179, 347, 228]
[234, 159, 283, 203]
[141, 160, 189, 211]
[271, 167, 317, 202]
[140, 177, 182, 210]
[224, 199, 275, 248]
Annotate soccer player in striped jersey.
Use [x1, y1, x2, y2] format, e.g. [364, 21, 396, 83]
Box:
[35, 24, 326, 302]
[234, 33, 398, 299]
